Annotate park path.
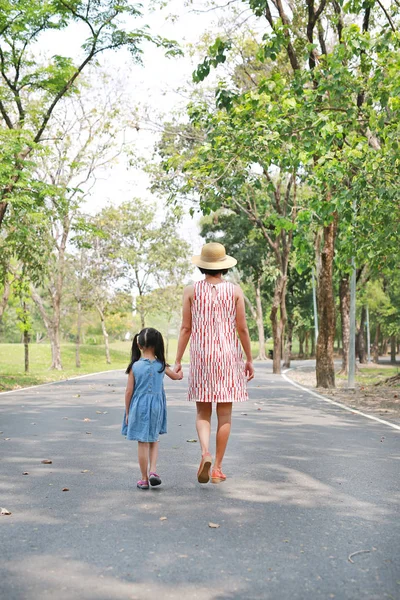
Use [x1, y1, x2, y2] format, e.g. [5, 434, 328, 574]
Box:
[0, 364, 399, 600]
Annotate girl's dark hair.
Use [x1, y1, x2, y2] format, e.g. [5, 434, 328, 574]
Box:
[199, 267, 229, 275]
[126, 327, 167, 374]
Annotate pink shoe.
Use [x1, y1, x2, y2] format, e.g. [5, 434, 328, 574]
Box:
[137, 479, 149, 489]
[211, 469, 227, 484]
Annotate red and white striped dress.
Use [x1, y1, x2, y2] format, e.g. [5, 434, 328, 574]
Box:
[188, 280, 248, 403]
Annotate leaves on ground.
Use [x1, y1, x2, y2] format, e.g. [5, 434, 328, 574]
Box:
[22, 472, 29, 475]
[83, 418, 91, 422]
[186, 439, 197, 443]
[1, 507, 12, 515]
[208, 522, 220, 528]
[85, 431, 92, 435]
[81, 470, 89, 473]
[41, 459, 52, 464]
[62, 488, 69, 492]
[73, 394, 80, 398]
[241, 412, 248, 415]
[159, 516, 167, 521]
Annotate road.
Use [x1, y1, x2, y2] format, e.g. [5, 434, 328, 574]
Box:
[1, 363, 399, 600]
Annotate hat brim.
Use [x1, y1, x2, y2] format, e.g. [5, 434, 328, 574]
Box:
[191, 255, 237, 269]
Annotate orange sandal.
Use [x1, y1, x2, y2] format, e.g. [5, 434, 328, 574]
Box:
[197, 453, 212, 484]
[211, 468, 227, 484]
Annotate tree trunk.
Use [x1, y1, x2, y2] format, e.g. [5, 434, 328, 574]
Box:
[283, 320, 293, 368]
[50, 325, 63, 370]
[270, 275, 287, 374]
[381, 338, 388, 356]
[0, 273, 12, 323]
[255, 279, 266, 360]
[24, 329, 30, 373]
[311, 332, 315, 357]
[316, 219, 337, 388]
[357, 306, 367, 364]
[305, 331, 310, 357]
[298, 331, 305, 358]
[96, 305, 111, 364]
[339, 274, 350, 375]
[372, 323, 380, 363]
[390, 335, 397, 364]
[75, 297, 82, 368]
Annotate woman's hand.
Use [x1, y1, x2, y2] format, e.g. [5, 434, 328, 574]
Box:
[245, 360, 255, 381]
[174, 362, 183, 375]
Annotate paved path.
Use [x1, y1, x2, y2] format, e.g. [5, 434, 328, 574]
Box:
[1, 364, 399, 600]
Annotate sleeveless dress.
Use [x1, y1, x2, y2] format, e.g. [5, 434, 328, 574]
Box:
[188, 280, 248, 403]
[121, 358, 167, 442]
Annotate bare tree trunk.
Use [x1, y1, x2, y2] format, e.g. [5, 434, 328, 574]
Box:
[24, 329, 30, 373]
[339, 274, 350, 375]
[96, 304, 111, 364]
[0, 274, 12, 323]
[31, 287, 63, 370]
[357, 306, 367, 364]
[76, 298, 82, 368]
[381, 338, 388, 356]
[311, 332, 315, 357]
[390, 335, 397, 364]
[298, 331, 305, 358]
[255, 279, 266, 360]
[305, 331, 310, 357]
[372, 323, 380, 363]
[316, 218, 337, 388]
[283, 319, 293, 368]
[270, 276, 287, 374]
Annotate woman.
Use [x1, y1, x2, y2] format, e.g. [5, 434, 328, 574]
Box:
[174, 242, 254, 484]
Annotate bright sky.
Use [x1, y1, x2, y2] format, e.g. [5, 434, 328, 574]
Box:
[38, 1, 233, 259]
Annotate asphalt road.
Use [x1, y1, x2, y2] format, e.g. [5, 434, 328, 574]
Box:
[1, 363, 399, 600]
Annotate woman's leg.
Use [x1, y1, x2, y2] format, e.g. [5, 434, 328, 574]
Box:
[215, 403, 233, 471]
[137, 442, 149, 480]
[149, 442, 158, 473]
[196, 402, 212, 455]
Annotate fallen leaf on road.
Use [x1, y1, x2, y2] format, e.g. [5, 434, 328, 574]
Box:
[62, 488, 69, 492]
[73, 394, 80, 398]
[96, 411, 103, 414]
[63, 417, 68, 420]
[41, 459, 52, 464]
[186, 439, 197, 443]
[348, 549, 371, 563]
[5, 437, 10, 440]
[159, 516, 167, 521]
[22, 472, 29, 475]
[208, 522, 220, 529]
[85, 432, 92, 435]
[83, 418, 91, 422]
[241, 413, 248, 416]
[1, 507, 12, 515]
[257, 408, 262, 411]
[81, 470, 89, 473]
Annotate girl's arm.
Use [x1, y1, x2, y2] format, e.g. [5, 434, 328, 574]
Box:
[125, 369, 135, 422]
[165, 366, 183, 381]
[235, 285, 255, 381]
[174, 285, 193, 373]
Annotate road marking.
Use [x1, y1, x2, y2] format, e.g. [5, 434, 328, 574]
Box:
[282, 370, 400, 432]
[0, 369, 124, 396]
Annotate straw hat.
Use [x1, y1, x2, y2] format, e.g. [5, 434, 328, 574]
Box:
[191, 242, 237, 270]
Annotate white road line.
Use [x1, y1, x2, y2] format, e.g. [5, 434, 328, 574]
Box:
[282, 370, 400, 432]
[0, 369, 124, 396]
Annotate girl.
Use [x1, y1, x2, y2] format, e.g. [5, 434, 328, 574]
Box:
[122, 327, 182, 489]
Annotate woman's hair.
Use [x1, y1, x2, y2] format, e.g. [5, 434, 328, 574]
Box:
[126, 327, 167, 374]
[198, 267, 229, 275]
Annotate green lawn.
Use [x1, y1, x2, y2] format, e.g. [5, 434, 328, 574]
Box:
[338, 365, 399, 385]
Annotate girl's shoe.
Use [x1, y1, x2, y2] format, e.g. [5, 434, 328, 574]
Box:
[137, 479, 149, 490]
[149, 472, 162, 487]
[211, 468, 227, 484]
[197, 453, 212, 484]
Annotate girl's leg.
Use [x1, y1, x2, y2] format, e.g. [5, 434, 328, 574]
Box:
[149, 442, 158, 473]
[214, 403, 233, 471]
[137, 442, 150, 480]
[196, 402, 212, 455]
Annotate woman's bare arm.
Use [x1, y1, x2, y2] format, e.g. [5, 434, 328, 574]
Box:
[235, 285, 255, 381]
[174, 285, 193, 372]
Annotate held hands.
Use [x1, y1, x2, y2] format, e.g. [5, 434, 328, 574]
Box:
[245, 360, 255, 381]
[174, 362, 183, 377]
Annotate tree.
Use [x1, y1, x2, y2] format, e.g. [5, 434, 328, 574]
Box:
[0, 0, 180, 229]
[28, 86, 128, 369]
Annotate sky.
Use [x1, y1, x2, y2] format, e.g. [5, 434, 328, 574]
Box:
[37, 1, 234, 259]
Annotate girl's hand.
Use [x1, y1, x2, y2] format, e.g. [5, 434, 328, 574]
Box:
[125, 414, 129, 425]
[245, 360, 254, 381]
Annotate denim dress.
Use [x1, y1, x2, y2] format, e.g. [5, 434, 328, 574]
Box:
[121, 358, 167, 442]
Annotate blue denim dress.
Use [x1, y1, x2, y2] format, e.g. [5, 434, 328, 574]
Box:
[121, 358, 167, 442]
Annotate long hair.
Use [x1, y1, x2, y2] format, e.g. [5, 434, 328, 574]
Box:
[125, 327, 167, 374]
